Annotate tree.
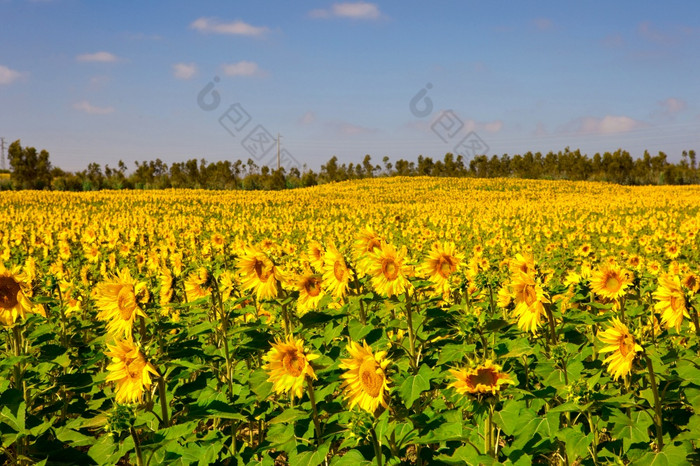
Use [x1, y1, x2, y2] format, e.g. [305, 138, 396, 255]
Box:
[8, 140, 53, 189]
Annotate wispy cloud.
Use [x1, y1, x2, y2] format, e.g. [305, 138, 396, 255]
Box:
[76, 51, 119, 63]
[73, 100, 115, 115]
[298, 111, 316, 125]
[309, 2, 382, 20]
[221, 61, 266, 77]
[172, 62, 198, 80]
[565, 115, 646, 135]
[600, 33, 625, 48]
[0, 64, 22, 85]
[190, 17, 269, 37]
[638, 21, 673, 45]
[656, 97, 686, 117]
[532, 17, 553, 31]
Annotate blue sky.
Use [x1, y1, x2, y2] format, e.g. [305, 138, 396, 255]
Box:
[1, 1, 699, 172]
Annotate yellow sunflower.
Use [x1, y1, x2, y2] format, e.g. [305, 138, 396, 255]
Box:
[418, 242, 464, 295]
[0, 265, 39, 326]
[353, 228, 384, 275]
[598, 318, 641, 381]
[340, 341, 391, 414]
[322, 243, 353, 298]
[263, 336, 319, 399]
[306, 241, 325, 273]
[653, 274, 689, 331]
[296, 273, 324, 315]
[367, 242, 412, 298]
[184, 267, 211, 302]
[590, 264, 631, 300]
[159, 267, 174, 306]
[682, 272, 699, 294]
[237, 247, 282, 301]
[449, 360, 513, 395]
[105, 339, 159, 404]
[509, 253, 536, 277]
[218, 270, 236, 302]
[95, 268, 148, 338]
[511, 273, 549, 333]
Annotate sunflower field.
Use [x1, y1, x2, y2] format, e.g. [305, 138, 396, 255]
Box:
[1, 177, 700, 465]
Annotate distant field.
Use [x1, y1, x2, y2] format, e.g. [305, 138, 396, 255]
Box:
[1, 177, 699, 465]
[0, 172, 10, 180]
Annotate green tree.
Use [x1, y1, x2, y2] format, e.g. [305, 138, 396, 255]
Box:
[8, 140, 53, 189]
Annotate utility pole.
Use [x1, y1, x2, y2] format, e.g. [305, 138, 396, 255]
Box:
[0, 137, 6, 171]
[276, 133, 281, 171]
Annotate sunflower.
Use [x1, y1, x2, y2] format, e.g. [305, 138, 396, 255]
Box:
[449, 360, 513, 395]
[419, 242, 464, 295]
[367, 242, 412, 298]
[653, 274, 689, 331]
[218, 270, 236, 302]
[322, 243, 353, 298]
[296, 273, 324, 315]
[509, 253, 536, 277]
[590, 264, 631, 300]
[95, 268, 148, 338]
[306, 241, 325, 273]
[0, 265, 38, 326]
[159, 267, 174, 306]
[340, 341, 391, 414]
[682, 272, 699, 294]
[511, 273, 548, 333]
[237, 247, 282, 301]
[184, 267, 211, 302]
[598, 318, 641, 381]
[105, 339, 159, 404]
[353, 228, 384, 275]
[263, 336, 319, 399]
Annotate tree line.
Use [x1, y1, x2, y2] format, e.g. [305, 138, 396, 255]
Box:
[2, 139, 698, 191]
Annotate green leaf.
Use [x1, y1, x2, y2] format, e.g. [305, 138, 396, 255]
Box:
[399, 364, 432, 408]
[289, 441, 331, 466]
[436, 343, 476, 365]
[637, 441, 690, 466]
[270, 408, 308, 424]
[329, 449, 372, 465]
[555, 425, 592, 463]
[493, 399, 527, 436]
[610, 410, 651, 452]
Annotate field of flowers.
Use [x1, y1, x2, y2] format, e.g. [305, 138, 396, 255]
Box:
[1, 177, 700, 465]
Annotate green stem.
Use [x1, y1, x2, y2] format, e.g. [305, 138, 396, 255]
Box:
[643, 352, 664, 451]
[587, 411, 599, 465]
[306, 378, 323, 445]
[370, 426, 383, 466]
[544, 303, 558, 344]
[130, 427, 145, 466]
[354, 275, 367, 324]
[404, 291, 417, 372]
[158, 376, 170, 428]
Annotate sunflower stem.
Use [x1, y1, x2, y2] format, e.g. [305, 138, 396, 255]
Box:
[354, 275, 367, 324]
[306, 378, 323, 445]
[404, 291, 418, 372]
[486, 401, 495, 457]
[157, 376, 169, 428]
[130, 426, 145, 466]
[544, 303, 558, 344]
[369, 425, 383, 466]
[643, 351, 664, 451]
[691, 305, 700, 338]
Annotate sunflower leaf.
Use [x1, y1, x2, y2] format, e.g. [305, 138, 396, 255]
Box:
[399, 364, 433, 408]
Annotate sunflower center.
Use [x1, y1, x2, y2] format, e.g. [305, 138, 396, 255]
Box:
[0, 276, 21, 310]
[359, 358, 383, 398]
[125, 355, 146, 379]
[619, 334, 636, 356]
[366, 239, 381, 253]
[605, 275, 621, 292]
[254, 259, 272, 281]
[282, 350, 305, 377]
[333, 260, 346, 281]
[468, 368, 498, 388]
[670, 295, 685, 312]
[117, 286, 138, 320]
[304, 278, 321, 297]
[523, 284, 537, 306]
[382, 259, 399, 281]
[438, 256, 455, 279]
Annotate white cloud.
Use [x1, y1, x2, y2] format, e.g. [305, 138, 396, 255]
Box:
[298, 111, 316, 125]
[569, 115, 645, 135]
[173, 62, 198, 80]
[190, 17, 269, 37]
[658, 97, 686, 115]
[222, 61, 265, 77]
[310, 2, 382, 20]
[76, 51, 119, 63]
[73, 100, 115, 115]
[638, 21, 674, 45]
[0, 64, 22, 85]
